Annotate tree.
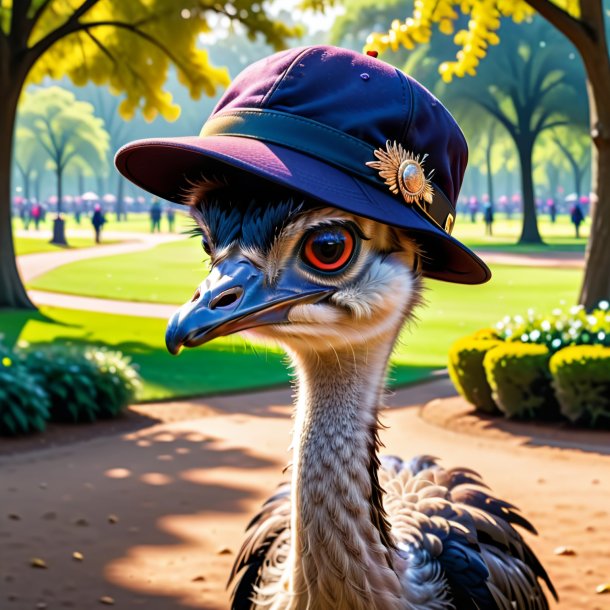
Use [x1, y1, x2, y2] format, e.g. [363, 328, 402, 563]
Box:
[332, 3, 585, 243]
[550, 126, 591, 198]
[0, 1, 300, 310]
[13, 126, 47, 202]
[19, 87, 109, 244]
[365, 0, 610, 307]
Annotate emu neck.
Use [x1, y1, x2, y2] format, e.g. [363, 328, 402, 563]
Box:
[285, 342, 402, 610]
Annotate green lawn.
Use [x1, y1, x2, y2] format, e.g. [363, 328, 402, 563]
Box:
[12, 262, 585, 399]
[0, 307, 435, 401]
[454, 215, 588, 253]
[29, 238, 206, 304]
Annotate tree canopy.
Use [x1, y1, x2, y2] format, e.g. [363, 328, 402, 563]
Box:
[0, 0, 301, 309]
[355, 0, 610, 307]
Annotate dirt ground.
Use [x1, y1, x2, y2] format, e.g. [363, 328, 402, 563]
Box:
[1, 379, 609, 610]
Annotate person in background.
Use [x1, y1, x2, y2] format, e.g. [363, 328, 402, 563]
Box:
[166, 205, 176, 232]
[468, 195, 478, 223]
[92, 203, 106, 244]
[483, 200, 494, 236]
[546, 197, 557, 223]
[150, 198, 162, 232]
[31, 202, 42, 230]
[21, 200, 32, 230]
[570, 202, 584, 238]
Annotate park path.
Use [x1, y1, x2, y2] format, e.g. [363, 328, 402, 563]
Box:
[15, 231, 584, 318]
[16, 229, 184, 317]
[1, 377, 608, 610]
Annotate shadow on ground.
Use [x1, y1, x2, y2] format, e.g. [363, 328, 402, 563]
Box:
[1, 424, 279, 609]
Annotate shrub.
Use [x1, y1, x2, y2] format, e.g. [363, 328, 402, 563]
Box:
[24, 348, 100, 423]
[550, 345, 610, 426]
[495, 301, 610, 353]
[483, 343, 559, 420]
[0, 354, 50, 436]
[23, 345, 141, 423]
[448, 337, 503, 413]
[84, 348, 141, 418]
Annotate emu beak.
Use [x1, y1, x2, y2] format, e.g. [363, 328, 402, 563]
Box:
[165, 258, 333, 355]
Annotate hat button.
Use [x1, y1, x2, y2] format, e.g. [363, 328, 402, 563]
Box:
[360, 73, 370, 81]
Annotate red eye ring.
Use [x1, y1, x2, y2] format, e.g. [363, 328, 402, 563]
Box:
[302, 226, 355, 272]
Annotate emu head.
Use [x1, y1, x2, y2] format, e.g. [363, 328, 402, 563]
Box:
[165, 179, 423, 357]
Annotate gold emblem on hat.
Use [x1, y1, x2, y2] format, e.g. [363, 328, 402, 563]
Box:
[366, 141, 434, 206]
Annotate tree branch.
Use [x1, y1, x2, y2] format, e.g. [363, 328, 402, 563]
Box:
[539, 119, 569, 133]
[30, 18, 193, 79]
[525, 0, 593, 50]
[463, 93, 517, 140]
[9, 0, 31, 45]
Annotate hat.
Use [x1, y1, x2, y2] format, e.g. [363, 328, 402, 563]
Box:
[115, 45, 490, 284]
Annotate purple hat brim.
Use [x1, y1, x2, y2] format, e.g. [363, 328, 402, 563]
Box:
[115, 135, 490, 285]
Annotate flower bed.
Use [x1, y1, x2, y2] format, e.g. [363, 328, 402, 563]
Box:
[448, 301, 610, 427]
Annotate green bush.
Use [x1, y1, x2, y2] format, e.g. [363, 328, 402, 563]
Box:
[24, 348, 100, 423]
[550, 345, 610, 426]
[84, 348, 141, 418]
[496, 301, 610, 353]
[0, 354, 50, 436]
[23, 345, 141, 423]
[448, 337, 503, 413]
[483, 343, 559, 420]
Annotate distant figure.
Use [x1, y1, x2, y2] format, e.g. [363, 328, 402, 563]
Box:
[74, 202, 82, 224]
[483, 202, 494, 236]
[31, 203, 42, 230]
[570, 203, 584, 238]
[468, 196, 478, 223]
[150, 198, 162, 233]
[166, 205, 176, 232]
[21, 201, 32, 230]
[546, 197, 557, 223]
[91, 204, 106, 244]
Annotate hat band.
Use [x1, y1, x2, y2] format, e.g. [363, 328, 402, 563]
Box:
[200, 109, 454, 234]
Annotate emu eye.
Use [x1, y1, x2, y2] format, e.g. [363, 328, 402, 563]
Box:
[301, 226, 355, 272]
[201, 235, 212, 256]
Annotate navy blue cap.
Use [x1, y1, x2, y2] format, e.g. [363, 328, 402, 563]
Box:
[116, 45, 490, 284]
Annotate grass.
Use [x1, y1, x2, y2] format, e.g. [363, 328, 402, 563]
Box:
[12, 264, 585, 400]
[454, 215, 588, 253]
[29, 238, 206, 304]
[28, 215, 586, 305]
[16, 212, 585, 400]
[15, 236, 119, 256]
[0, 307, 436, 401]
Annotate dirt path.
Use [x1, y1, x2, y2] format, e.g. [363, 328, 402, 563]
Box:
[1, 379, 608, 610]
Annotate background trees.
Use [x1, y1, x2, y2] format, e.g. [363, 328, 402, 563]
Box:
[0, 0, 300, 310]
[365, 0, 610, 308]
[18, 87, 109, 245]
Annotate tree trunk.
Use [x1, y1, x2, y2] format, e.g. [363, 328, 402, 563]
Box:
[116, 171, 125, 221]
[485, 137, 495, 206]
[579, 80, 610, 308]
[0, 79, 35, 309]
[77, 169, 84, 197]
[51, 165, 67, 245]
[517, 137, 543, 244]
